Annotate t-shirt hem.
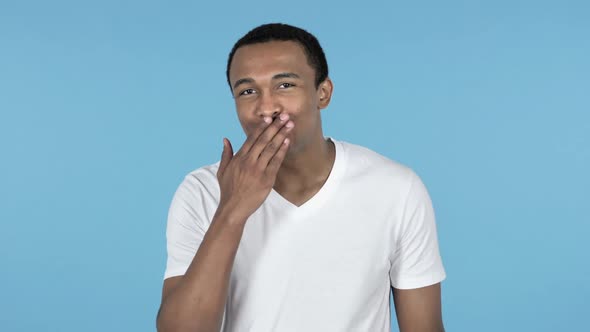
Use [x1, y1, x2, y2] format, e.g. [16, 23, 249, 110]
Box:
[392, 271, 446, 290]
[163, 268, 188, 280]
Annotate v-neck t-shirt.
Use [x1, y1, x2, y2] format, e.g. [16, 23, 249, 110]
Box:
[164, 137, 446, 332]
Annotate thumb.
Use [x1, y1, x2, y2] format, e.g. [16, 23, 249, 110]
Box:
[218, 137, 233, 176]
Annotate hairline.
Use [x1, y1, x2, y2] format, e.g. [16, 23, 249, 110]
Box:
[227, 39, 323, 92]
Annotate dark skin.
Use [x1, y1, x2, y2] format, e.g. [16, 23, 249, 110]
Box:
[393, 283, 445, 332]
[157, 40, 444, 332]
[229, 40, 335, 207]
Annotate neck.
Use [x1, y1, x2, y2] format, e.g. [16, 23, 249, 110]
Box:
[274, 135, 335, 192]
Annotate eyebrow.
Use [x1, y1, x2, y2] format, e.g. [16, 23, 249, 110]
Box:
[233, 78, 254, 90]
[273, 72, 300, 80]
[232, 72, 301, 90]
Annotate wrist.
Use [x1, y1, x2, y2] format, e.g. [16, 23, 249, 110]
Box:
[214, 203, 249, 228]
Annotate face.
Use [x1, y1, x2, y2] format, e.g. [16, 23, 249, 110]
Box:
[228, 40, 333, 155]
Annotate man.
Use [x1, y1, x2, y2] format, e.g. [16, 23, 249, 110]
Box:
[157, 23, 446, 332]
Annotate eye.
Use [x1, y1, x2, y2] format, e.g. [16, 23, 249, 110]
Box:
[239, 88, 256, 96]
[278, 82, 295, 89]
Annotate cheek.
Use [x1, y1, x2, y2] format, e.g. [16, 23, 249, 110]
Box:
[235, 103, 252, 124]
[238, 115, 266, 139]
[235, 101, 261, 132]
[239, 118, 256, 136]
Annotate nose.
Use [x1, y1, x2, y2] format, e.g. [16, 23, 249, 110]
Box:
[256, 91, 282, 120]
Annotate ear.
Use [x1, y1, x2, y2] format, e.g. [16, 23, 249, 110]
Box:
[317, 77, 334, 110]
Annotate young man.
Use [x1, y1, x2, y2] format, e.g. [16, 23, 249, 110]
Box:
[157, 23, 446, 332]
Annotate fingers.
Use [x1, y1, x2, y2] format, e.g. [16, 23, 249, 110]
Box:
[248, 113, 292, 160]
[217, 137, 233, 178]
[239, 117, 272, 156]
[266, 137, 290, 176]
[257, 119, 294, 167]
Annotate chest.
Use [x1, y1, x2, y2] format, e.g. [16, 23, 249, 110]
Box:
[229, 199, 395, 302]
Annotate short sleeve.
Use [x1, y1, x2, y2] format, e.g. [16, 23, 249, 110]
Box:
[389, 170, 446, 289]
[163, 175, 210, 280]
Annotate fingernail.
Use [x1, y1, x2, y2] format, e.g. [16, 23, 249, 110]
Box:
[264, 117, 272, 124]
[286, 121, 294, 128]
[279, 113, 289, 121]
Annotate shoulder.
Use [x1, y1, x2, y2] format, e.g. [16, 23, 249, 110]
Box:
[173, 161, 222, 204]
[167, 161, 222, 226]
[335, 138, 417, 190]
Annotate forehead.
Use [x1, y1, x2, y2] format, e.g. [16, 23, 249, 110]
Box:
[229, 40, 314, 83]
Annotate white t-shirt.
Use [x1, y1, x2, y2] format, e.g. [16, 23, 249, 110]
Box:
[164, 137, 446, 332]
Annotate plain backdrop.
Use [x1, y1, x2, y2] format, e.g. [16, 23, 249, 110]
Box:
[1, 1, 588, 331]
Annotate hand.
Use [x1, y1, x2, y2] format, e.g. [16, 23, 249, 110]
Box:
[216, 113, 294, 221]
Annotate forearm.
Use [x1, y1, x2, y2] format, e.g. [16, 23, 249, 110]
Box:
[157, 206, 247, 332]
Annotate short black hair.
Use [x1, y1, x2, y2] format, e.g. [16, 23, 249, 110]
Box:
[226, 23, 329, 90]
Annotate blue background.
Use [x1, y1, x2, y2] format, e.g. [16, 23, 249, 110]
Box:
[1, 1, 588, 331]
